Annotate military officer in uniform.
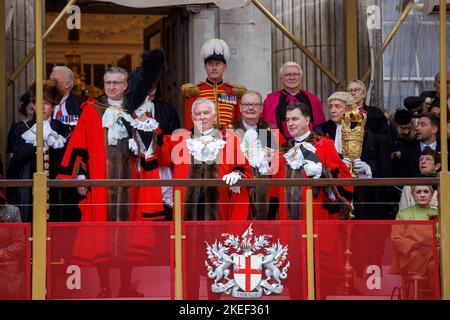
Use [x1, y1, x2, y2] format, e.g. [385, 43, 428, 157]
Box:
[182, 38, 246, 130]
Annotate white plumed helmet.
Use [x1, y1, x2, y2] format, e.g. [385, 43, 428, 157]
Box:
[200, 38, 230, 64]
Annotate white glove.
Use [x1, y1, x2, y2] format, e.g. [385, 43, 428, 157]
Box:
[222, 171, 241, 186]
[342, 157, 351, 168]
[128, 138, 139, 156]
[353, 159, 366, 174]
[46, 132, 66, 149]
[258, 161, 270, 175]
[353, 159, 372, 178]
[303, 160, 322, 179]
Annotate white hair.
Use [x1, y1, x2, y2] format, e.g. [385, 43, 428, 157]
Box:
[347, 79, 367, 94]
[52, 66, 74, 82]
[104, 66, 128, 82]
[241, 90, 262, 104]
[279, 62, 303, 79]
[191, 98, 216, 117]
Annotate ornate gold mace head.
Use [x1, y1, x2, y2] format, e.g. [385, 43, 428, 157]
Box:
[341, 104, 367, 176]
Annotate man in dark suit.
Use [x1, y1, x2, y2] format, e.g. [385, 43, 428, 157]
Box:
[49, 66, 83, 126]
[233, 90, 285, 220]
[403, 112, 441, 177]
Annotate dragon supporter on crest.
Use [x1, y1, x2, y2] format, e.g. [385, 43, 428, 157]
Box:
[157, 98, 253, 221]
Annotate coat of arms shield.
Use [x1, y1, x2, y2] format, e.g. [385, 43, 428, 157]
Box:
[233, 254, 262, 292]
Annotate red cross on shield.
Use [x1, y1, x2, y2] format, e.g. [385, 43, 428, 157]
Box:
[234, 255, 262, 292]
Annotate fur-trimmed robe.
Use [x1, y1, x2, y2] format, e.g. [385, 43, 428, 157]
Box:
[157, 128, 253, 220]
[233, 118, 286, 219]
[96, 94, 132, 221]
[274, 132, 353, 220]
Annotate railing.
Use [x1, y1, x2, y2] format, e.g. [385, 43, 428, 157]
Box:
[0, 177, 443, 300]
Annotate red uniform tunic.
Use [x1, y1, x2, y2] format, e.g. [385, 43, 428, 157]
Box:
[183, 80, 245, 130]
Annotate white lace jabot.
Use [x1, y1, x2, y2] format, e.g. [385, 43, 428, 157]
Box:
[186, 135, 226, 162]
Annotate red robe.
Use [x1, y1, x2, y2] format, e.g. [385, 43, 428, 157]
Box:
[273, 133, 353, 221]
[157, 129, 253, 220]
[57, 98, 109, 266]
[127, 115, 165, 221]
[57, 98, 108, 221]
[184, 80, 242, 130]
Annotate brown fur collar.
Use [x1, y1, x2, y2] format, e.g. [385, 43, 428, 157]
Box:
[184, 158, 220, 220]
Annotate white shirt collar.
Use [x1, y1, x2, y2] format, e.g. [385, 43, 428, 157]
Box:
[420, 141, 437, 151]
[242, 119, 257, 131]
[107, 98, 123, 107]
[60, 94, 70, 104]
[294, 130, 311, 144]
[53, 94, 69, 118]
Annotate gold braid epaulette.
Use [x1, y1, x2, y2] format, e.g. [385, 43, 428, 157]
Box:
[230, 83, 247, 98]
[181, 83, 200, 98]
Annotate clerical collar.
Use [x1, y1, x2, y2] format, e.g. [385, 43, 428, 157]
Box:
[294, 130, 311, 144]
[107, 98, 123, 106]
[206, 78, 223, 86]
[242, 119, 257, 131]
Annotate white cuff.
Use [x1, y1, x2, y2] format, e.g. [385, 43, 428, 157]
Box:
[128, 138, 139, 155]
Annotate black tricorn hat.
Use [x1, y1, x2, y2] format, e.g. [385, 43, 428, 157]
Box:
[124, 49, 167, 113]
[394, 109, 412, 125]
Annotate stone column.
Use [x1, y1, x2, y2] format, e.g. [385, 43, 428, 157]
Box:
[5, 0, 36, 146]
[187, 1, 272, 97]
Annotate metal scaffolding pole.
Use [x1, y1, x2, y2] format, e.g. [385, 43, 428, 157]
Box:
[438, 0, 449, 300]
[31, 0, 47, 300]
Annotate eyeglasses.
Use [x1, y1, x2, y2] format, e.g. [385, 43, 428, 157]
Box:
[105, 81, 125, 87]
[241, 103, 261, 109]
[347, 88, 362, 94]
[283, 73, 301, 78]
